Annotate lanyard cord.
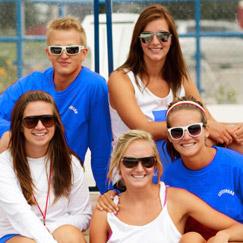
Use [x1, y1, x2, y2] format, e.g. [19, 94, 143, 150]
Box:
[33, 161, 53, 226]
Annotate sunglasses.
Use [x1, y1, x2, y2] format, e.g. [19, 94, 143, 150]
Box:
[23, 115, 56, 129]
[122, 156, 156, 168]
[48, 45, 85, 56]
[168, 122, 204, 140]
[139, 31, 172, 44]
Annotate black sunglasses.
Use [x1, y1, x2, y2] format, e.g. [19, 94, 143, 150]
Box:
[168, 122, 204, 140]
[48, 45, 85, 56]
[22, 115, 56, 129]
[122, 156, 156, 168]
[139, 31, 172, 44]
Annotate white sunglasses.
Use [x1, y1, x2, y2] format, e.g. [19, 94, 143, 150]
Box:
[48, 45, 85, 56]
[168, 122, 204, 140]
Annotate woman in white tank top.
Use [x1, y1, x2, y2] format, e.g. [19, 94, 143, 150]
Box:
[108, 4, 243, 164]
[90, 130, 243, 243]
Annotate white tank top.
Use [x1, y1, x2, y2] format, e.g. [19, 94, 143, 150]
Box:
[109, 70, 185, 145]
[107, 182, 182, 243]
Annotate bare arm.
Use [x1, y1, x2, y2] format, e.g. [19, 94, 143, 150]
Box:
[89, 208, 109, 243]
[0, 131, 11, 153]
[169, 187, 243, 242]
[183, 78, 236, 146]
[108, 70, 167, 140]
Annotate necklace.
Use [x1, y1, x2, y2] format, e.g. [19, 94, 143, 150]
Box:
[33, 161, 53, 226]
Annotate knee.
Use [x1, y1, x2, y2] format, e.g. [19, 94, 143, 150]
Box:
[180, 232, 206, 243]
[53, 225, 86, 243]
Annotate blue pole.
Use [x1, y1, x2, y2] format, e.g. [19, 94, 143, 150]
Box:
[105, 0, 113, 74]
[58, 2, 65, 16]
[16, 0, 24, 78]
[194, 0, 202, 92]
[94, 0, 100, 73]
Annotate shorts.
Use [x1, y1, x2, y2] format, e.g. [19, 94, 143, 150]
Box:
[0, 234, 18, 243]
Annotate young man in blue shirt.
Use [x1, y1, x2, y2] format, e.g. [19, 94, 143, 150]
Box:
[0, 16, 112, 194]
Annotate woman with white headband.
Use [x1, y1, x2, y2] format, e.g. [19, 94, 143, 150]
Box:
[90, 129, 243, 243]
[163, 96, 243, 240]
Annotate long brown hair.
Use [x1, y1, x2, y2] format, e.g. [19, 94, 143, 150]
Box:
[120, 4, 189, 97]
[10, 91, 73, 204]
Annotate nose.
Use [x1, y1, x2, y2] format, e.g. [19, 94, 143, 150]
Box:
[182, 129, 191, 139]
[134, 161, 144, 171]
[60, 49, 69, 58]
[35, 120, 45, 129]
[151, 33, 160, 44]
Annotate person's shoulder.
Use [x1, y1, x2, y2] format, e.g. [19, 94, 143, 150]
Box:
[81, 66, 106, 83]
[17, 67, 52, 86]
[0, 149, 13, 167]
[215, 146, 243, 163]
[109, 69, 128, 82]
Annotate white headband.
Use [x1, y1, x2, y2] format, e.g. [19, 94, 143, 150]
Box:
[166, 101, 206, 117]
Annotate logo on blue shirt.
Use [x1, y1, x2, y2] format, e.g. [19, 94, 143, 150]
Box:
[69, 105, 78, 114]
[218, 189, 235, 197]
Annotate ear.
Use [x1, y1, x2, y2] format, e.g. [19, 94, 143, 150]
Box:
[81, 47, 88, 58]
[45, 47, 51, 60]
[204, 126, 210, 138]
[167, 131, 173, 143]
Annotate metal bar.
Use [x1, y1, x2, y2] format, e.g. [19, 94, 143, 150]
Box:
[94, 0, 100, 73]
[194, 0, 202, 92]
[105, 0, 113, 75]
[16, 0, 24, 78]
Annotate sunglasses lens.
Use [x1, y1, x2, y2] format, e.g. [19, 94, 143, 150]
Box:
[140, 156, 156, 168]
[122, 156, 156, 168]
[139, 33, 153, 43]
[157, 32, 171, 42]
[122, 157, 138, 168]
[23, 115, 55, 129]
[66, 46, 80, 55]
[188, 124, 202, 136]
[49, 46, 62, 55]
[170, 128, 184, 139]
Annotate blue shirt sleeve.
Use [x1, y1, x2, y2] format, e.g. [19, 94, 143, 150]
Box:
[88, 77, 112, 194]
[0, 78, 27, 137]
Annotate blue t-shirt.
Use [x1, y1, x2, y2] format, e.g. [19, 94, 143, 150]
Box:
[163, 146, 243, 222]
[0, 66, 112, 193]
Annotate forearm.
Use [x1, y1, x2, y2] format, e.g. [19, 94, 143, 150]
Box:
[219, 223, 243, 241]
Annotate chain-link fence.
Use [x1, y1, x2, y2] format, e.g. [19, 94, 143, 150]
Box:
[0, 0, 243, 103]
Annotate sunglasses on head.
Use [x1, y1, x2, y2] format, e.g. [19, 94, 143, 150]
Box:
[139, 31, 172, 44]
[168, 122, 204, 140]
[23, 115, 56, 129]
[122, 156, 156, 168]
[48, 45, 85, 56]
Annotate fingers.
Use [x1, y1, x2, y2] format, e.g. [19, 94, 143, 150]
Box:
[96, 190, 119, 214]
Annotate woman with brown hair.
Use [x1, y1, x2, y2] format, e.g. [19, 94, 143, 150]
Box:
[109, 4, 243, 170]
[0, 91, 91, 243]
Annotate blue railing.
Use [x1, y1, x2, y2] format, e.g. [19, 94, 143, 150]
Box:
[1, 0, 243, 92]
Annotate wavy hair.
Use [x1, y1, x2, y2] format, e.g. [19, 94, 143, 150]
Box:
[119, 4, 189, 97]
[10, 91, 73, 204]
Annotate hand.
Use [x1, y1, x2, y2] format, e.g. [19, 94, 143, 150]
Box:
[207, 120, 233, 146]
[96, 190, 119, 214]
[0, 131, 11, 153]
[207, 231, 229, 243]
[230, 123, 243, 144]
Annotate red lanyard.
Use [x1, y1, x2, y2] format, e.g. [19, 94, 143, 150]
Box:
[33, 162, 53, 226]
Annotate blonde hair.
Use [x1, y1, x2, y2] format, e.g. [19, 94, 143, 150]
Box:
[46, 16, 86, 45]
[108, 130, 163, 185]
